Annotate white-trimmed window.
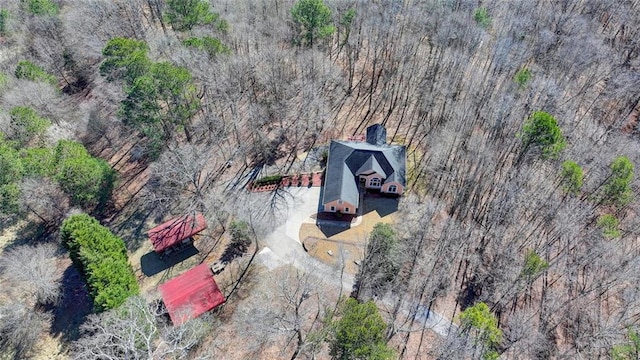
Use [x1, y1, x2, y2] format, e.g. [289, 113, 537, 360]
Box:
[388, 185, 397, 193]
[345, 207, 350, 213]
[330, 206, 336, 212]
[369, 177, 381, 187]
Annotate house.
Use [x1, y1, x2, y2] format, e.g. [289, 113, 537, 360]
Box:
[158, 263, 225, 326]
[148, 213, 207, 254]
[322, 124, 406, 214]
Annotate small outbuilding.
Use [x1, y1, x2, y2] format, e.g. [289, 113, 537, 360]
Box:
[148, 213, 207, 254]
[158, 263, 225, 326]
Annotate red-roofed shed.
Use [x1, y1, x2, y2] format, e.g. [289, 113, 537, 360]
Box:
[159, 263, 225, 326]
[148, 213, 207, 253]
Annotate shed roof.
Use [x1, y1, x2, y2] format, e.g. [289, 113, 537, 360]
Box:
[159, 263, 225, 326]
[148, 213, 207, 253]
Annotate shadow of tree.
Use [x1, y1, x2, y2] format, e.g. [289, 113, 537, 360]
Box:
[47, 263, 93, 342]
[219, 242, 248, 264]
[140, 244, 199, 276]
[2, 220, 57, 251]
[113, 208, 153, 251]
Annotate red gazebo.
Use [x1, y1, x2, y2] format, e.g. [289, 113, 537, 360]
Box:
[148, 213, 207, 254]
[158, 263, 225, 326]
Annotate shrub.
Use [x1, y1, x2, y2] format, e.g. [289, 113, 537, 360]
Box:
[60, 214, 139, 311]
[0, 9, 9, 36]
[21, 147, 55, 177]
[514, 67, 532, 88]
[183, 36, 231, 57]
[597, 214, 621, 239]
[521, 250, 549, 278]
[100, 37, 150, 83]
[15, 60, 56, 85]
[473, 7, 491, 28]
[9, 106, 51, 146]
[254, 175, 283, 186]
[291, 0, 336, 46]
[460, 302, 502, 360]
[23, 0, 58, 16]
[229, 220, 252, 251]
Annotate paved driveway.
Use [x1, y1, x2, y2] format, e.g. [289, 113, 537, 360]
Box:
[256, 187, 355, 290]
[253, 187, 454, 338]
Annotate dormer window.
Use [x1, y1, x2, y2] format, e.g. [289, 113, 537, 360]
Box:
[369, 178, 381, 187]
[388, 185, 397, 193]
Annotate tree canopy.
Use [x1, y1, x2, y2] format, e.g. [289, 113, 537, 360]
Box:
[329, 298, 394, 360]
[165, 0, 222, 32]
[561, 160, 583, 195]
[460, 302, 502, 360]
[519, 111, 566, 159]
[601, 156, 634, 207]
[53, 140, 116, 209]
[9, 106, 50, 146]
[100, 37, 150, 83]
[291, 0, 336, 46]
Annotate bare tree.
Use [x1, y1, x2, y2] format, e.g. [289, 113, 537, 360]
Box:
[19, 177, 69, 226]
[72, 295, 211, 359]
[0, 302, 52, 359]
[236, 264, 333, 360]
[0, 243, 61, 305]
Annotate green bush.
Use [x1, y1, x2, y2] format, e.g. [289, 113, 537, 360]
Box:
[0, 9, 10, 36]
[597, 214, 621, 239]
[15, 60, 56, 85]
[514, 68, 532, 88]
[9, 106, 51, 146]
[254, 174, 283, 186]
[21, 147, 55, 177]
[229, 220, 252, 250]
[60, 214, 139, 311]
[460, 302, 502, 360]
[0, 182, 20, 214]
[291, 0, 336, 46]
[23, 0, 58, 16]
[521, 250, 549, 278]
[329, 298, 394, 360]
[183, 36, 231, 57]
[473, 7, 491, 28]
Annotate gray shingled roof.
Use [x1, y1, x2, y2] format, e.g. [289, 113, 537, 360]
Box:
[355, 155, 387, 178]
[322, 139, 406, 208]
